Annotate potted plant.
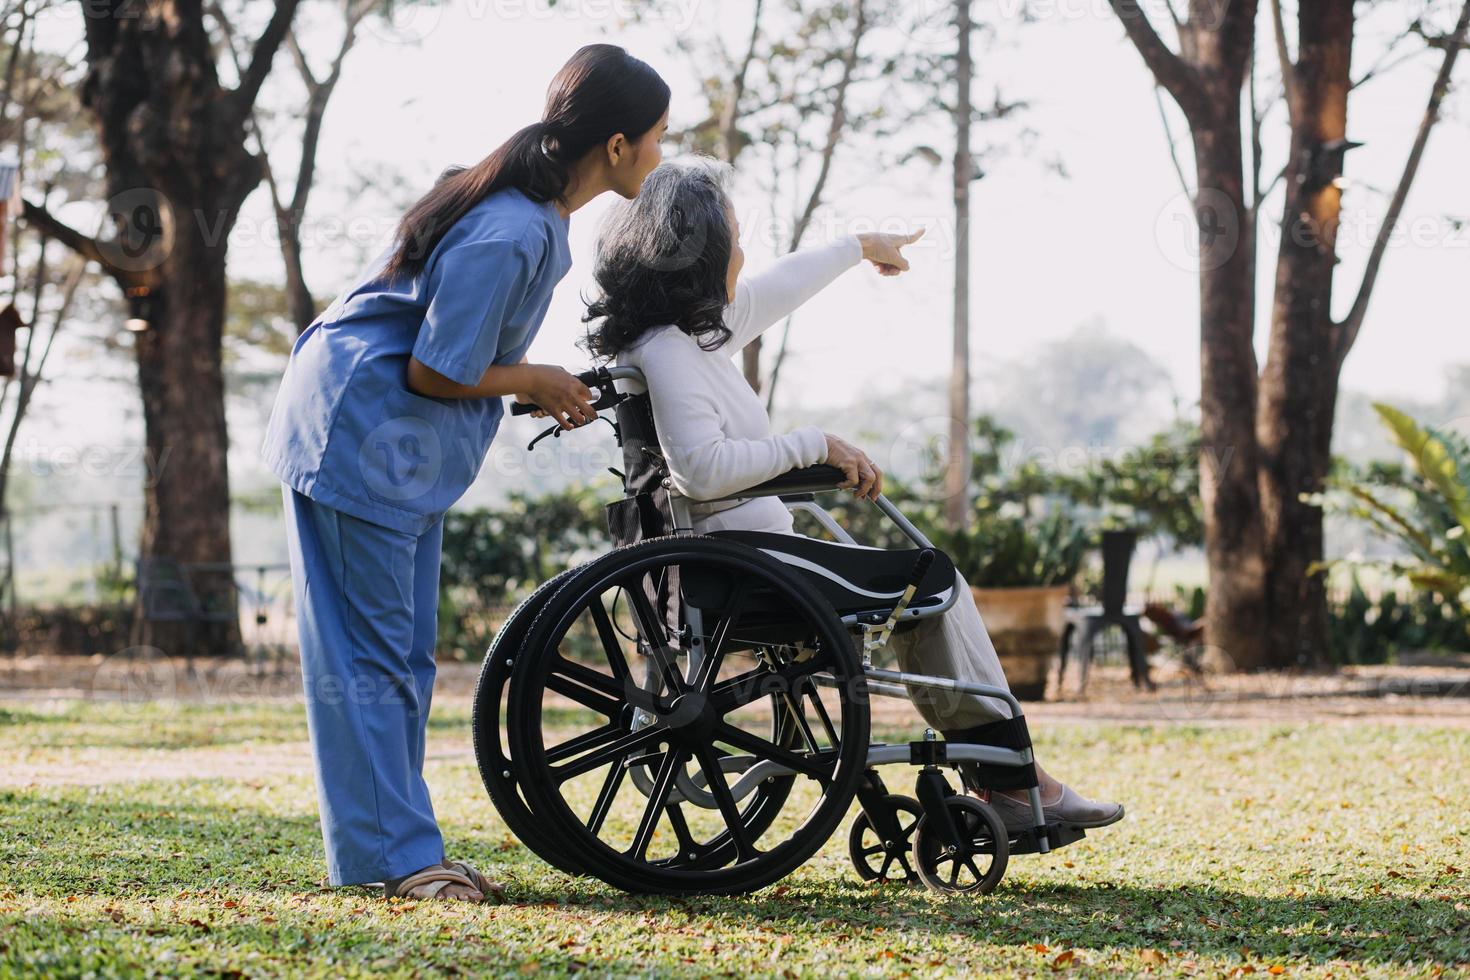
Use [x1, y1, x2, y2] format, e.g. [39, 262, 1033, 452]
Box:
[936, 509, 1087, 699]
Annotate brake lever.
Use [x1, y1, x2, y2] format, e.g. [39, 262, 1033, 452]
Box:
[525, 414, 616, 452]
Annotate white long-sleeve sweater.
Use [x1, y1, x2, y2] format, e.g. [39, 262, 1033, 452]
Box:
[617, 235, 863, 533]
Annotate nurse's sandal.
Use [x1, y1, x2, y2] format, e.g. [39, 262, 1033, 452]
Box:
[383, 862, 503, 903]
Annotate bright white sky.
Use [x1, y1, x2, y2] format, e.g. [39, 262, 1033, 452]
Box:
[228, 0, 1470, 416]
[17, 0, 1470, 496]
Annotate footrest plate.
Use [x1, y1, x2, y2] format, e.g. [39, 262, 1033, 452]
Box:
[1009, 821, 1087, 855]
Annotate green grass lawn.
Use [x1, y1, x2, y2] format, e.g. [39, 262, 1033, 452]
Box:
[3, 699, 1468, 978]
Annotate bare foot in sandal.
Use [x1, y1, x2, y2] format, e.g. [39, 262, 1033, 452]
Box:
[383, 861, 502, 902]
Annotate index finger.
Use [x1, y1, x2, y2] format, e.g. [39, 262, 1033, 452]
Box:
[903, 228, 926, 245]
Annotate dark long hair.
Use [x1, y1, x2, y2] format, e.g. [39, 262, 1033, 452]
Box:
[583, 160, 735, 359]
[382, 44, 669, 282]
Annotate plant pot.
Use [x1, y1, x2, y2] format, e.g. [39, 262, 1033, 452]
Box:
[971, 585, 1068, 701]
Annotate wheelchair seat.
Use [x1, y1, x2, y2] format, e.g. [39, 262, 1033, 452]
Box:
[710, 530, 956, 618]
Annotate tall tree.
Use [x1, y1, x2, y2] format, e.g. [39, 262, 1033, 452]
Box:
[1257, 0, 1470, 668]
[22, 0, 301, 654]
[1114, 0, 1470, 669]
[945, 0, 974, 531]
[1107, 0, 1266, 668]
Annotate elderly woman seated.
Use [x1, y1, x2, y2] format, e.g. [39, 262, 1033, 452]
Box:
[579, 159, 1123, 832]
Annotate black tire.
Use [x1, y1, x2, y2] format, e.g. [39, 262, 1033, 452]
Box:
[911, 796, 1009, 895]
[470, 567, 585, 876]
[848, 795, 922, 884]
[507, 535, 870, 895]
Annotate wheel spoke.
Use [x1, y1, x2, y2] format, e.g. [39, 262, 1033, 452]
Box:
[779, 690, 823, 755]
[948, 860, 962, 887]
[588, 600, 632, 681]
[800, 679, 839, 744]
[665, 803, 699, 858]
[691, 577, 751, 693]
[586, 759, 626, 834]
[714, 722, 832, 783]
[963, 856, 984, 882]
[551, 725, 663, 784]
[624, 578, 686, 696]
[710, 655, 828, 714]
[546, 722, 622, 765]
[545, 671, 623, 719]
[629, 744, 686, 860]
[694, 743, 757, 863]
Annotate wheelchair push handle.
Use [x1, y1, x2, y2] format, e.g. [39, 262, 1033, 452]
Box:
[509, 367, 624, 417]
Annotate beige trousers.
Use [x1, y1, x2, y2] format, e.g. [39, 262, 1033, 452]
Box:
[697, 504, 1016, 732]
[884, 572, 1014, 730]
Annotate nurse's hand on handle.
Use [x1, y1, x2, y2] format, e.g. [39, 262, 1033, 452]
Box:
[856, 228, 925, 277]
[516, 364, 599, 430]
[824, 433, 883, 501]
[406, 356, 597, 431]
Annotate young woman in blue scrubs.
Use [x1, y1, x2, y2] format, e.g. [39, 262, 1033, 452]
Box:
[262, 45, 670, 902]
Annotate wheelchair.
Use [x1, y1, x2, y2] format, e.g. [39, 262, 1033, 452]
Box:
[472, 367, 1088, 896]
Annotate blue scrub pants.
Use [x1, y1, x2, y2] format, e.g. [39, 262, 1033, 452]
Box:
[282, 487, 446, 886]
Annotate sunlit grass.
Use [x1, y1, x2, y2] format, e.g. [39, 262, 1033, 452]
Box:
[3, 699, 1468, 977]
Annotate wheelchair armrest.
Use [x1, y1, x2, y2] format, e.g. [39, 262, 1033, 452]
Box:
[704, 464, 848, 502]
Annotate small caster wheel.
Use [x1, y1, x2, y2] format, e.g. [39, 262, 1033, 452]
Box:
[911, 795, 1009, 895]
[848, 795, 922, 884]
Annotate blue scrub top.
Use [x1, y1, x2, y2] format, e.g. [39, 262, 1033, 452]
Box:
[262, 188, 572, 535]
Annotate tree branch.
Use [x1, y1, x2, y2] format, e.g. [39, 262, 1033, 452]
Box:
[232, 0, 302, 116]
[719, 0, 764, 163]
[1107, 0, 1204, 117]
[1269, 0, 1296, 125]
[1154, 84, 1194, 200]
[19, 198, 132, 284]
[764, 0, 869, 411]
[1336, 0, 1470, 365]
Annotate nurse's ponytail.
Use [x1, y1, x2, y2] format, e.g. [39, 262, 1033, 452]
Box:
[383, 45, 670, 282]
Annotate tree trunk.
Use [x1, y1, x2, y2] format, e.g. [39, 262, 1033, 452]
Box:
[134, 226, 240, 656]
[1257, 0, 1354, 670]
[1191, 95, 1270, 671]
[70, 0, 299, 656]
[945, 0, 973, 531]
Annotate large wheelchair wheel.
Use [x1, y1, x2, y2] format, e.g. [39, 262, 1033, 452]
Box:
[472, 564, 803, 881]
[470, 567, 585, 876]
[507, 535, 871, 895]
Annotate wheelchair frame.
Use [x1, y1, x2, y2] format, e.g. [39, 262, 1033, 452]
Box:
[475, 365, 1087, 896]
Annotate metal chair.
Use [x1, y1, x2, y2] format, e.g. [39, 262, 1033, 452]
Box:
[1057, 530, 1154, 693]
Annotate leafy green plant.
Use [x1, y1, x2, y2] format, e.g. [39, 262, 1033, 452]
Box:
[1322, 404, 1470, 605]
[1059, 419, 1205, 548]
[936, 509, 1088, 589]
[1328, 573, 1470, 664]
[437, 481, 614, 659]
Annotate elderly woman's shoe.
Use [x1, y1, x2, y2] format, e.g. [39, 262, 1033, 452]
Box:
[985, 785, 1125, 832]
